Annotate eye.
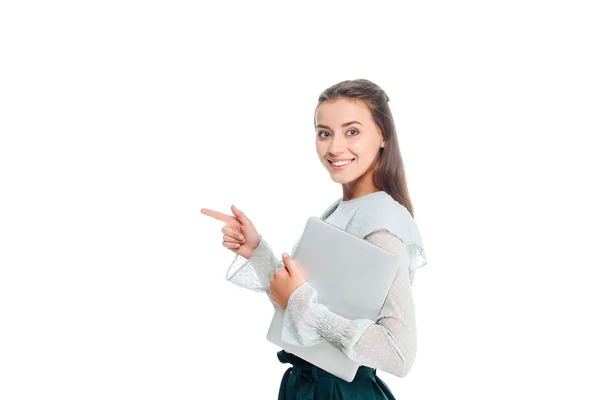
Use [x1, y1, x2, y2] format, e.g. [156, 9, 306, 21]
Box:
[347, 129, 359, 136]
[318, 131, 330, 138]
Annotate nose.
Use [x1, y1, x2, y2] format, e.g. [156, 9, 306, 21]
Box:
[327, 134, 347, 155]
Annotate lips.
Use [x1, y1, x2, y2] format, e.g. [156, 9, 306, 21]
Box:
[328, 158, 355, 164]
[328, 158, 355, 170]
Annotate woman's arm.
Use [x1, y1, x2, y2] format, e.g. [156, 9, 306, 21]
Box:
[226, 235, 300, 299]
[225, 235, 281, 292]
[281, 229, 418, 378]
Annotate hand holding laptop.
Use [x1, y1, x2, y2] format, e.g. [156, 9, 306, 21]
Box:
[269, 252, 306, 310]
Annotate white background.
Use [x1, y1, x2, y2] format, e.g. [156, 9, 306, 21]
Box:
[1, 1, 599, 399]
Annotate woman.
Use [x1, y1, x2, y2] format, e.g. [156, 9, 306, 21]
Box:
[201, 79, 427, 399]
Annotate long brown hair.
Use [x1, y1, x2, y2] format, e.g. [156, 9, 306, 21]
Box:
[314, 79, 416, 217]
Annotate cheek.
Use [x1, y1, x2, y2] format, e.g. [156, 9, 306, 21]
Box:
[315, 142, 327, 156]
[347, 143, 362, 155]
[351, 139, 377, 156]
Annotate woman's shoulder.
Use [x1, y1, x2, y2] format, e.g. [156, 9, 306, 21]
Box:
[354, 191, 413, 226]
[353, 191, 428, 282]
[318, 197, 343, 220]
[366, 190, 412, 218]
[350, 191, 423, 247]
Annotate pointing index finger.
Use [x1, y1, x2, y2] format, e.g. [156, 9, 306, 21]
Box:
[200, 208, 233, 223]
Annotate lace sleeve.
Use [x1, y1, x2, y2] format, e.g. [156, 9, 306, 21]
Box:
[281, 229, 420, 378]
[225, 235, 282, 293]
[225, 235, 302, 301]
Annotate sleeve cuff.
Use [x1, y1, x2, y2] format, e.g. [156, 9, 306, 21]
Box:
[281, 282, 321, 347]
[225, 235, 281, 292]
[281, 282, 374, 356]
[407, 243, 427, 285]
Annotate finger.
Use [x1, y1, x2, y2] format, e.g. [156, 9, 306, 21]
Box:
[281, 253, 295, 275]
[223, 241, 241, 249]
[222, 226, 245, 241]
[201, 208, 233, 224]
[223, 235, 244, 244]
[231, 205, 252, 226]
[275, 266, 289, 278]
[223, 233, 245, 244]
[275, 266, 288, 278]
[280, 254, 290, 271]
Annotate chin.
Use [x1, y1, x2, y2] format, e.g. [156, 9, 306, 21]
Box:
[330, 175, 354, 184]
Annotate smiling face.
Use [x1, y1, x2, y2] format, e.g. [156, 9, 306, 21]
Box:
[315, 97, 385, 196]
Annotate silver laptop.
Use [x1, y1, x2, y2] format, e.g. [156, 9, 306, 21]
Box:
[266, 216, 408, 382]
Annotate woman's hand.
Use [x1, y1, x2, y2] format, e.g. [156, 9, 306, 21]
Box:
[200, 205, 261, 259]
[269, 253, 306, 310]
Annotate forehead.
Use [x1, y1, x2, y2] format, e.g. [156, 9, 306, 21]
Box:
[315, 98, 372, 125]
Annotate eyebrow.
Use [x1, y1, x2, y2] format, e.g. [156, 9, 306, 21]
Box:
[316, 121, 363, 130]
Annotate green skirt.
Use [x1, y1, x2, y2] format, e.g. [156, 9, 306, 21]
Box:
[277, 350, 396, 400]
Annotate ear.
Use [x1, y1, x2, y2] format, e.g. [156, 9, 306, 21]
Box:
[379, 129, 385, 148]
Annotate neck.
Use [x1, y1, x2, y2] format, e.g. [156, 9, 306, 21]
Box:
[341, 170, 379, 202]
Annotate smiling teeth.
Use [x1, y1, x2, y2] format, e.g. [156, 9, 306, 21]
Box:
[332, 160, 352, 166]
